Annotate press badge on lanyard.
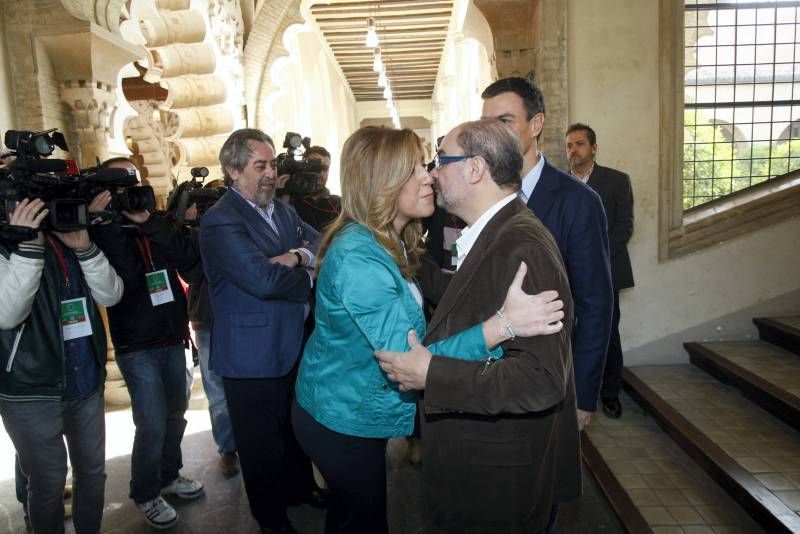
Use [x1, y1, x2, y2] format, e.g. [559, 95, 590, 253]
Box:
[61, 297, 92, 340]
[135, 232, 175, 307]
[47, 236, 93, 340]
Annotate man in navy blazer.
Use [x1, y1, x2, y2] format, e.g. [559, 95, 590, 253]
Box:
[482, 77, 613, 431]
[200, 128, 320, 533]
[566, 123, 635, 419]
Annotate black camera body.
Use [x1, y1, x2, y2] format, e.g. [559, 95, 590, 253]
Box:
[276, 132, 322, 197]
[0, 128, 154, 235]
[167, 167, 226, 226]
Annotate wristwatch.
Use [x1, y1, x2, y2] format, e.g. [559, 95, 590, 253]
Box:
[290, 249, 304, 267]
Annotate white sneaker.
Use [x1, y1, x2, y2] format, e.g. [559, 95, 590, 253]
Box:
[161, 475, 204, 500]
[136, 496, 178, 530]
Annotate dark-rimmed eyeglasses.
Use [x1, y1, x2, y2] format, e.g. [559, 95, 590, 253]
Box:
[429, 154, 473, 170]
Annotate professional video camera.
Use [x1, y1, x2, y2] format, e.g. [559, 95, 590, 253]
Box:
[167, 167, 227, 226]
[275, 132, 323, 196]
[0, 128, 155, 237]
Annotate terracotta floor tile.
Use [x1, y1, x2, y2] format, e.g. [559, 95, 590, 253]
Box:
[641, 506, 678, 526]
[628, 488, 660, 506]
[667, 505, 705, 525]
[656, 489, 691, 506]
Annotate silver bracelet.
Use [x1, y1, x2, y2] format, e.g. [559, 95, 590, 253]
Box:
[495, 309, 516, 340]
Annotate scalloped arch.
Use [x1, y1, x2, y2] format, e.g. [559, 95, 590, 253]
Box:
[243, 0, 304, 130]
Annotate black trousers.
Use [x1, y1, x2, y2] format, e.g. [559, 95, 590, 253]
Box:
[223, 374, 313, 529]
[601, 290, 623, 399]
[292, 401, 388, 534]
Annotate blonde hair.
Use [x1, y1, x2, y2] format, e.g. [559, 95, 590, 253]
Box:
[317, 127, 425, 278]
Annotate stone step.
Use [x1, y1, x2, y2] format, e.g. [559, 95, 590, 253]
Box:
[104, 381, 131, 408]
[754, 316, 800, 356]
[623, 365, 800, 533]
[686, 341, 800, 433]
[582, 392, 764, 533]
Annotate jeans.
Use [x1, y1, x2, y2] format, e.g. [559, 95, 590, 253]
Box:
[116, 343, 188, 503]
[195, 329, 236, 454]
[15, 453, 27, 517]
[0, 389, 106, 534]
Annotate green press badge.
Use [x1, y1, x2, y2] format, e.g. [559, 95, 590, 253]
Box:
[61, 297, 92, 340]
[146, 269, 175, 306]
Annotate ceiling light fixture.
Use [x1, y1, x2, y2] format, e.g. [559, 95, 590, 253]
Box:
[372, 47, 383, 73]
[366, 17, 379, 48]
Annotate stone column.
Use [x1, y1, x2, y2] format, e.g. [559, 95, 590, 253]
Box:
[37, 24, 144, 167]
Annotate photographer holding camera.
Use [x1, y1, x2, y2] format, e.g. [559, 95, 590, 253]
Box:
[88, 157, 205, 530]
[290, 146, 341, 232]
[0, 195, 123, 533]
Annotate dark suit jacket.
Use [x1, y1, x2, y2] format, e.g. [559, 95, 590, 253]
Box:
[587, 164, 634, 290]
[420, 198, 581, 534]
[528, 160, 613, 411]
[199, 190, 319, 378]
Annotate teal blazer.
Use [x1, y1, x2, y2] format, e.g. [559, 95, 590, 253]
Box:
[295, 222, 501, 438]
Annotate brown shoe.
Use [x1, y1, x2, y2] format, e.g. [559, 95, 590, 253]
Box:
[219, 452, 240, 478]
[63, 484, 72, 500]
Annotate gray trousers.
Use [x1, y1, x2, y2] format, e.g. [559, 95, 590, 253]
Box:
[0, 389, 106, 534]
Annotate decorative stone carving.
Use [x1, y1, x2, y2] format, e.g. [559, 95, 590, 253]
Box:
[172, 106, 235, 138]
[59, 80, 118, 165]
[144, 43, 216, 83]
[60, 0, 126, 35]
[124, 100, 173, 199]
[173, 135, 229, 168]
[159, 75, 228, 109]
[156, 0, 190, 10]
[140, 9, 206, 47]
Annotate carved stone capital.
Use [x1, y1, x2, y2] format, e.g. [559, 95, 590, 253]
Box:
[60, 0, 127, 34]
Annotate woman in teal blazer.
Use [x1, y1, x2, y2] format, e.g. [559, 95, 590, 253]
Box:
[292, 126, 559, 534]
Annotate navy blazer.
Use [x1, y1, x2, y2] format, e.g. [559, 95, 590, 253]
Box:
[199, 190, 320, 378]
[527, 160, 614, 411]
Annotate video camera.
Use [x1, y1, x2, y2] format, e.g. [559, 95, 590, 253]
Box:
[0, 128, 155, 237]
[275, 132, 322, 196]
[167, 167, 226, 226]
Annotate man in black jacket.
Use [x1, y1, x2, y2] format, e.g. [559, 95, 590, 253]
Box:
[566, 123, 635, 419]
[0, 198, 123, 533]
[88, 158, 205, 529]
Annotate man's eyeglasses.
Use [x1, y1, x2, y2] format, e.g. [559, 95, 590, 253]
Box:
[429, 154, 473, 170]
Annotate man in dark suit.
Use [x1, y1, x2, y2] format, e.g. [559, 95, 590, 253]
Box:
[377, 119, 580, 534]
[199, 128, 321, 534]
[566, 123, 634, 418]
[481, 77, 614, 431]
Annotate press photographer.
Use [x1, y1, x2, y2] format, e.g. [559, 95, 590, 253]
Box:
[87, 157, 205, 529]
[0, 192, 123, 533]
[290, 145, 341, 232]
[166, 167, 226, 227]
[0, 129, 151, 234]
[274, 133, 340, 231]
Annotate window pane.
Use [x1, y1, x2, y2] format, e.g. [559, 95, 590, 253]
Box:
[682, 2, 800, 209]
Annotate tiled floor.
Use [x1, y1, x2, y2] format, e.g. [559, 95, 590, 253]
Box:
[586, 391, 764, 533]
[629, 365, 800, 520]
[699, 340, 800, 399]
[0, 368, 624, 533]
